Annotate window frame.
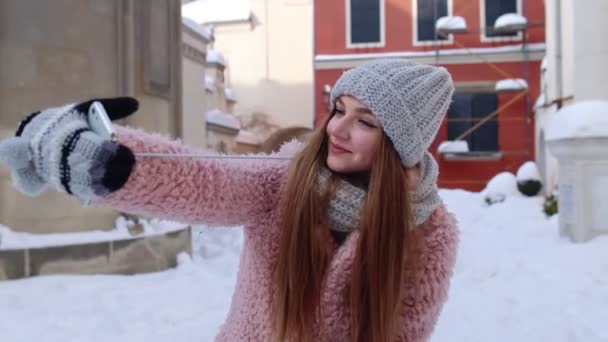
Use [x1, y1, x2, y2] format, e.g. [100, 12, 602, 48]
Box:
[446, 91, 500, 153]
[412, 0, 454, 47]
[480, 0, 524, 43]
[345, 0, 386, 49]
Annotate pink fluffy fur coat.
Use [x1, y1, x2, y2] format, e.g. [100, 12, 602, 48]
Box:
[97, 126, 459, 341]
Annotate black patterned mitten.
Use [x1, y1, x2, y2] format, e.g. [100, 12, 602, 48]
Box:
[0, 97, 138, 203]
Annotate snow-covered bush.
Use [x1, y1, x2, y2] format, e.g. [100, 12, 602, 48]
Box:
[516, 161, 542, 197]
[543, 192, 558, 217]
[482, 171, 518, 205]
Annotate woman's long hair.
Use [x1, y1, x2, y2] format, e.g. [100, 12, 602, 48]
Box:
[272, 114, 422, 342]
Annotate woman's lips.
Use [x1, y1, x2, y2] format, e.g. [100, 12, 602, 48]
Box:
[329, 142, 350, 154]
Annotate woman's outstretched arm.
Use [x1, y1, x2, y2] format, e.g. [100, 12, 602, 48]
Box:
[97, 126, 291, 227]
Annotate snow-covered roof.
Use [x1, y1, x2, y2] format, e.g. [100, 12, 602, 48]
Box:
[182, 0, 251, 25]
[206, 109, 241, 130]
[546, 100, 608, 141]
[494, 13, 528, 32]
[495, 78, 528, 92]
[236, 130, 260, 145]
[435, 16, 467, 34]
[437, 140, 469, 153]
[205, 75, 216, 92]
[516, 161, 540, 182]
[181, 17, 213, 42]
[206, 49, 226, 67]
[225, 87, 236, 102]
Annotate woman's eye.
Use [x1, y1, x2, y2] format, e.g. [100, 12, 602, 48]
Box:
[359, 120, 377, 128]
[334, 108, 345, 115]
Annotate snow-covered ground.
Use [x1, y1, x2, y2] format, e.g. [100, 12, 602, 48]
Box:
[1, 189, 607, 342]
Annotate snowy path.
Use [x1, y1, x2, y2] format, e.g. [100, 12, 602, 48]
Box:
[1, 190, 607, 341]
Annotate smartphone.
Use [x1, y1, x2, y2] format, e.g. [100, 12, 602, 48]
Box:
[88, 101, 116, 141]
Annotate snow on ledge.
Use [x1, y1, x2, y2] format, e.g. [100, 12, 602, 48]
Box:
[494, 13, 528, 32]
[495, 78, 528, 92]
[225, 87, 236, 102]
[534, 94, 546, 110]
[205, 75, 216, 92]
[438, 140, 470, 153]
[206, 109, 241, 130]
[0, 218, 185, 250]
[546, 100, 608, 141]
[436, 16, 467, 34]
[206, 49, 225, 67]
[236, 130, 260, 145]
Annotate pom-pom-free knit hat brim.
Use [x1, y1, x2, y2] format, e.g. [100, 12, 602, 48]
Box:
[330, 59, 454, 167]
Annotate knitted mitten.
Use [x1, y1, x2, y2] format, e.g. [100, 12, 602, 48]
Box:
[0, 97, 138, 203]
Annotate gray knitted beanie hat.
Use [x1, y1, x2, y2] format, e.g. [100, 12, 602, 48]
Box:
[330, 59, 454, 167]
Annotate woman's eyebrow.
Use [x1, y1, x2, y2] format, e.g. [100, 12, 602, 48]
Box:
[355, 107, 372, 114]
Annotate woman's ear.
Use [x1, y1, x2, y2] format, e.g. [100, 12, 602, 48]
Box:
[405, 164, 421, 190]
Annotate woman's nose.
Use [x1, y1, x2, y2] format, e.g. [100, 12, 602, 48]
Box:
[331, 116, 351, 140]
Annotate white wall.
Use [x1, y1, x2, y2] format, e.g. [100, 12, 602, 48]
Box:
[211, 0, 314, 131]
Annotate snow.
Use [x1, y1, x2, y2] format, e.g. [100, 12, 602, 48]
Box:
[534, 93, 546, 110]
[517, 161, 541, 182]
[204, 75, 216, 92]
[435, 16, 467, 33]
[315, 43, 546, 62]
[224, 87, 236, 102]
[437, 140, 469, 153]
[182, 0, 251, 25]
[0, 217, 185, 250]
[2, 190, 607, 341]
[494, 13, 528, 32]
[205, 109, 241, 130]
[1, 188, 608, 341]
[482, 171, 519, 197]
[495, 78, 528, 92]
[235, 130, 260, 145]
[181, 17, 213, 42]
[206, 49, 225, 67]
[546, 100, 608, 141]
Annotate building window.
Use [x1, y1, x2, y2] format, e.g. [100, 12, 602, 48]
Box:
[415, 0, 448, 42]
[347, 0, 384, 47]
[447, 93, 499, 152]
[483, 0, 519, 38]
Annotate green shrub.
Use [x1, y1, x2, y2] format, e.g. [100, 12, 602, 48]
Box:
[543, 193, 558, 217]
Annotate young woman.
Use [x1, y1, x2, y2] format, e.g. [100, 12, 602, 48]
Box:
[0, 59, 458, 341]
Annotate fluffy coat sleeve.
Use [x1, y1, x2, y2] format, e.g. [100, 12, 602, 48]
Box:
[96, 126, 290, 226]
[395, 205, 459, 341]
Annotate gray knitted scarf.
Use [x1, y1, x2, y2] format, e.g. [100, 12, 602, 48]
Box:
[318, 151, 442, 233]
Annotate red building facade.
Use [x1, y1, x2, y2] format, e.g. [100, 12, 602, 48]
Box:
[314, 0, 545, 191]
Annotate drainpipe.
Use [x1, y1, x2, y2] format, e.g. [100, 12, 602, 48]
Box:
[555, 0, 563, 109]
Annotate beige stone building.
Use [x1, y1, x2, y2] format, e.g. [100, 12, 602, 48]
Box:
[181, 17, 214, 147]
[0, 1, 182, 234]
[182, 0, 315, 139]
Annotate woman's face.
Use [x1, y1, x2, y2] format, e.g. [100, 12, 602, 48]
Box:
[326, 96, 382, 174]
